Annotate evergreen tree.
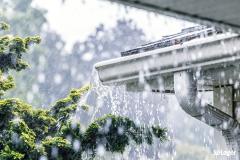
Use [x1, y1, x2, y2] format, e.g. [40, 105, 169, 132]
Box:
[0, 0, 66, 106]
[0, 22, 166, 160]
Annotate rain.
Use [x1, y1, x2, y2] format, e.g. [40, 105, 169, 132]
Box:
[0, 0, 240, 160]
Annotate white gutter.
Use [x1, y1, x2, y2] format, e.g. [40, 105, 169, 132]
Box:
[95, 34, 240, 85]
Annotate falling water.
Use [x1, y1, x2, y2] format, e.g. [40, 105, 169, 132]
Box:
[73, 69, 175, 159]
[73, 65, 231, 160]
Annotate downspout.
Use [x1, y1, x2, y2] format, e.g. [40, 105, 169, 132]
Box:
[174, 71, 240, 159]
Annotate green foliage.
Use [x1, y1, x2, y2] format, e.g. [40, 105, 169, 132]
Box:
[0, 28, 40, 97]
[0, 22, 9, 31]
[0, 29, 40, 98]
[152, 126, 167, 141]
[0, 35, 41, 72]
[26, 109, 56, 140]
[0, 74, 15, 97]
[81, 114, 159, 154]
[0, 22, 167, 159]
[41, 137, 73, 159]
[51, 85, 91, 123]
[0, 146, 24, 160]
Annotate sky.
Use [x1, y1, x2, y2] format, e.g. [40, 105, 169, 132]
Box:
[33, 0, 195, 50]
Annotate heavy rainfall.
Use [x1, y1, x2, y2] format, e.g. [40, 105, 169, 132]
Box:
[0, 0, 239, 160]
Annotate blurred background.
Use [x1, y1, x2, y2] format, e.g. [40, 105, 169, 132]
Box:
[0, 0, 228, 159]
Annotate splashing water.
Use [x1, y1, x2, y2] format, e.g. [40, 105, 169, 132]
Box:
[73, 68, 229, 160]
[72, 69, 175, 159]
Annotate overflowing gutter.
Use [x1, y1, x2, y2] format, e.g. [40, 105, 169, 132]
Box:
[94, 26, 240, 159]
[95, 33, 240, 85]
